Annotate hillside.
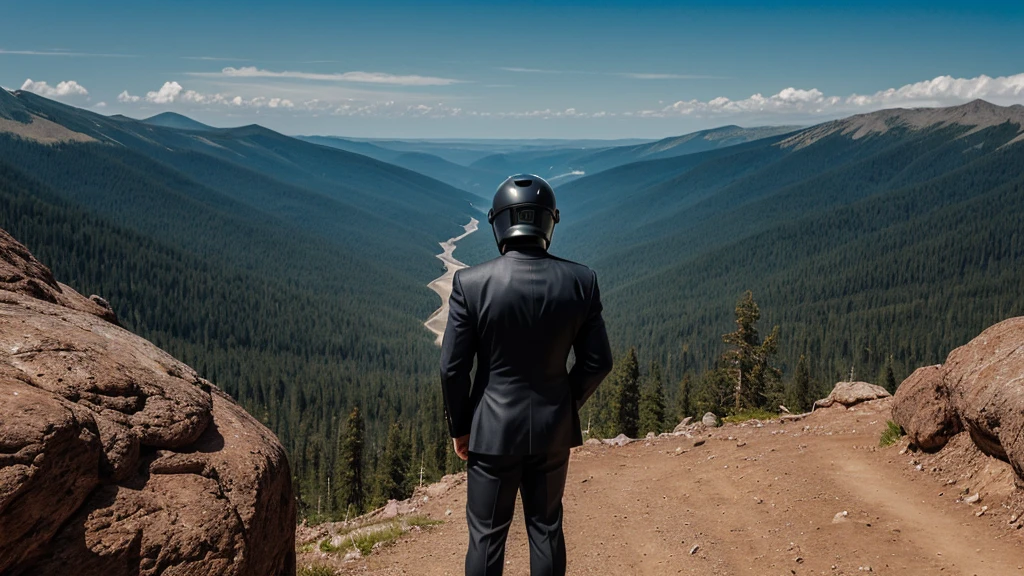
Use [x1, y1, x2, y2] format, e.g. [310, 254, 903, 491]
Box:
[538, 100, 1024, 426]
[0, 88, 477, 519]
[298, 135, 502, 195]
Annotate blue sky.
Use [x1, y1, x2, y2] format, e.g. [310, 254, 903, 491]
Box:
[3, 0, 1023, 138]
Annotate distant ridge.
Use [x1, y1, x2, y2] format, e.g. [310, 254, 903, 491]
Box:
[781, 99, 1024, 149]
[0, 88, 30, 122]
[142, 111, 215, 132]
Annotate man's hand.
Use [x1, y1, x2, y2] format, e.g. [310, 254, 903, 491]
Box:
[452, 434, 470, 461]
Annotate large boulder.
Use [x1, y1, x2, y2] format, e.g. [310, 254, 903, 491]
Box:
[891, 316, 1024, 482]
[943, 317, 1024, 478]
[814, 381, 891, 408]
[0, 228, 295, 575]
[891, 365, 961, 451]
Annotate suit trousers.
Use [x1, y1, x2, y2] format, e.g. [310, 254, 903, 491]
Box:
[465, 450, 570, 576]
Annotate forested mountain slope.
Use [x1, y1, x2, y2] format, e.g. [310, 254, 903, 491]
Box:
[552, 100, 1024, 405]
[0, 87, 477, 519]
[298, 135, 501, 196]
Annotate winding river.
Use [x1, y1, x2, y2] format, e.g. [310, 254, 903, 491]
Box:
[424, 217, 479, 346]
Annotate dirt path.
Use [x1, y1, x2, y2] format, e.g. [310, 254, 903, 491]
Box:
[314, 399, 1024, 576]
[424, 218, 479, 346]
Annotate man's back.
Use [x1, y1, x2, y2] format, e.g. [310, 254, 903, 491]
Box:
[442, 247, 611, 454]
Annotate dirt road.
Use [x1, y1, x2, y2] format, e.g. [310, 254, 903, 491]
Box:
[323, 399, 1024, 575]
[424, 218, 479, 346]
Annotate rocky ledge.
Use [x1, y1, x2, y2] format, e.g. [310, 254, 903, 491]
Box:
[0, 228, 295, 575]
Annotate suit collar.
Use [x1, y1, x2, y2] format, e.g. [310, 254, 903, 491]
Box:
[503, 247, 549, 260]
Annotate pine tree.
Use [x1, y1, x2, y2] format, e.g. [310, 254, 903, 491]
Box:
[674, 373, 693, 423]
[616, 348, 641, 438]
[694, 367, 733, 417]
[337, 406, 365, 517]
[790, 354, 812, 412]
[372, 422, 411, 507]
[883, 355, 898, 393]
[721, 291, 782, 411]
[639, 362, 667, 435]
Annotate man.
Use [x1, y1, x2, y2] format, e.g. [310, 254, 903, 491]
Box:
[440, 174, 613, 576]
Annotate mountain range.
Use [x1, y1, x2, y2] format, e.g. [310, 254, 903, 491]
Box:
[545, 99, 1024, 391]
[2, 88, 1023, 520]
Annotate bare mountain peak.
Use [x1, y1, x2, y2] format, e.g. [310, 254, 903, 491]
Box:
[780, 99, 1024, 149]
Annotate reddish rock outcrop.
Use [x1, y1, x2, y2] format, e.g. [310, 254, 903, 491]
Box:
[892, 317, 1024, 482]
[0, 228, 295, 575]
[891, 365, 961, 451]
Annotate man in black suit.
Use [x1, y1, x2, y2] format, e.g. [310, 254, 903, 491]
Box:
[440, 174, 613, 576]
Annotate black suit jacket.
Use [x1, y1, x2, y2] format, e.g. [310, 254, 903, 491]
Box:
[440, 247, 613, 455]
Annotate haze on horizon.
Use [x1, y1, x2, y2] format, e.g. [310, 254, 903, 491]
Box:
[2, 0, 1023, 139]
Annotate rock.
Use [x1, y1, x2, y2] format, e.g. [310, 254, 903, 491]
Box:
[645, 431, 656, 439]
[964, 493, 981, 504]
[602, 433, 634, 447]
[891, 365, 960, 451]
[832, 511, 848, 524]
[943, 317, 1024, 477]
[815, 381, 891, 408]
[895, 317, 1024, 482]
[672, 417, 693, 433]
[689, 544, 699, 555]
[779, 413, 809, 422]
[343, 549, 362, 562]
[383, 499, 400, 519]
[0, 228, 295, 576]
[701, 412, 718, 427]
[692, 439, 706, 447]
[584, 438, 602, 446]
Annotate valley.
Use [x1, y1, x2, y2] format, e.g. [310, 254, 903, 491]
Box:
[2, 86, 1024, 529]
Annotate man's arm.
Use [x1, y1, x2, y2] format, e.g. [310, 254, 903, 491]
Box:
[569, 270, 613, 409]
[440, 270, 477, 440]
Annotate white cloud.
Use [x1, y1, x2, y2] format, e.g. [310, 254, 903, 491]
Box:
[500, 67, 725, 80]
[1, 49, 136, 57]
[192, 66, 466, 86]
[118, 90, 140, 103]
[113, 72, 1024, 123]
[650, 72, 1024, 118]
[19, 78, 89, 98]
[616, 73, 727, 80]
[118, 81, 295, 110]
[146, 81, 183, 104]
[499, 66, 568, 74]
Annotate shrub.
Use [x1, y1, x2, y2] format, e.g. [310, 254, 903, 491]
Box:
[879, 420, 904, 447]
[722, 408, 778, 424]
[298, 563, 336, 576]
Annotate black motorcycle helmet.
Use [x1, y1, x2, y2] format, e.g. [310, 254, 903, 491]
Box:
[488, 174, 560, 253]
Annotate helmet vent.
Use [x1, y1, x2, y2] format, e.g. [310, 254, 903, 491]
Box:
[513, 179, 533, 187]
